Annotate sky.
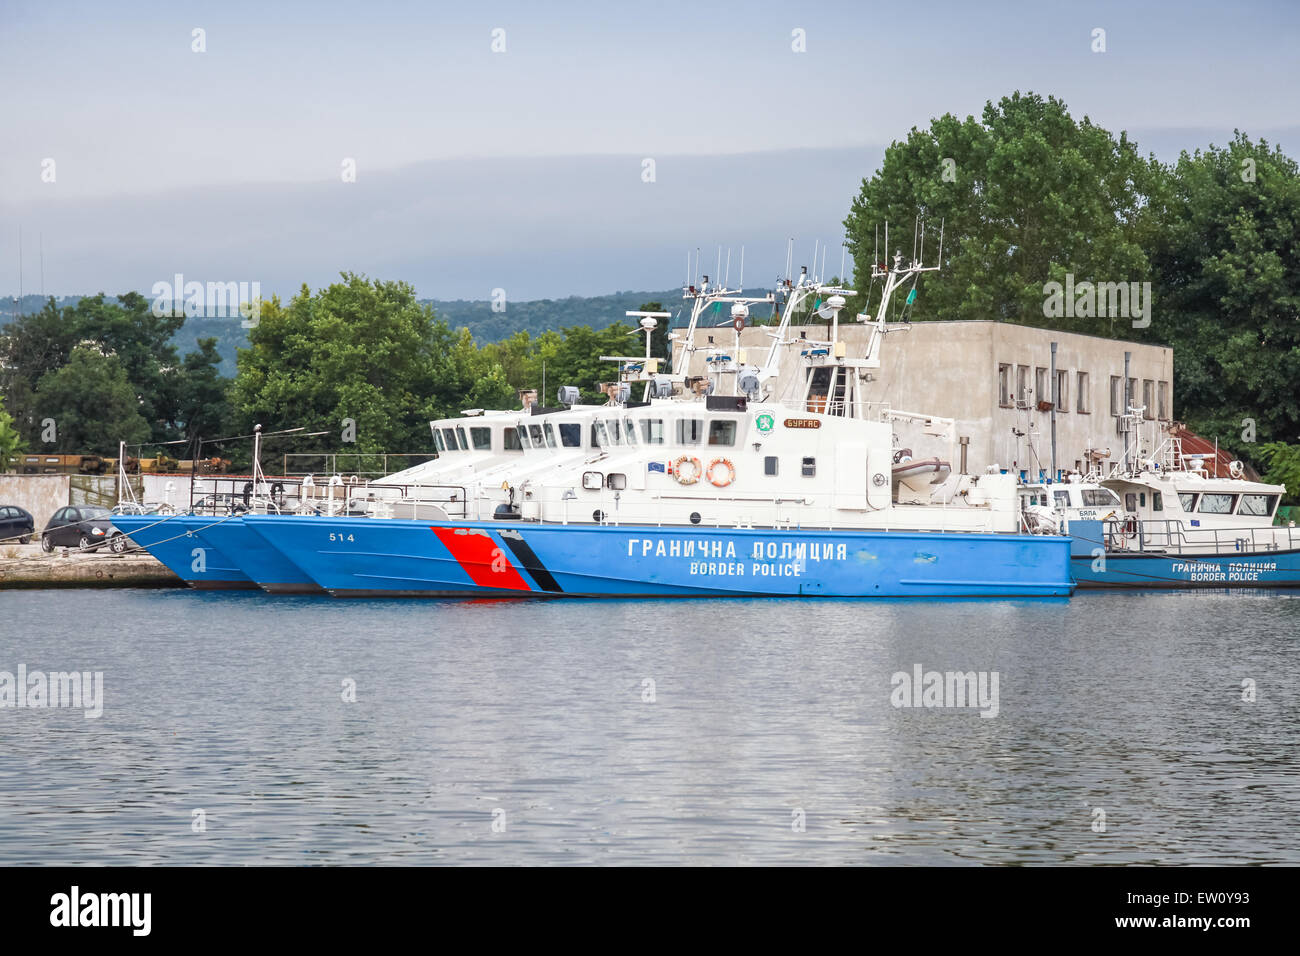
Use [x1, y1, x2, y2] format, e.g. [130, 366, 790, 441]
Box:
[1, 0, 1298, 300]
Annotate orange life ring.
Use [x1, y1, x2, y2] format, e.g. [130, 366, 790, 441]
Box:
[673, 455, 702, 485]
[707, 458, 735, 487]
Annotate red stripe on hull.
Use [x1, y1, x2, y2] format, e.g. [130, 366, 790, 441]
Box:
[431, 527, 532, 591]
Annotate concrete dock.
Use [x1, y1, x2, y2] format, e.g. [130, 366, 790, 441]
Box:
[0, 542, 183, 589]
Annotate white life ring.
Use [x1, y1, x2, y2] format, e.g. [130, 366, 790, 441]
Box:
[674, 455, 702, 485]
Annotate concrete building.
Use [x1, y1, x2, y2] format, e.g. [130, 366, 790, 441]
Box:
[687, 320, 1173, 479]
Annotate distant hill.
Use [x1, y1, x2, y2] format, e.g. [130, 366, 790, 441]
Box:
[1, 289, 689, 376]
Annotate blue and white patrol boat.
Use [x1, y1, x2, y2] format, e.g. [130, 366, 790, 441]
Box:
[231, 249, 1073, 598]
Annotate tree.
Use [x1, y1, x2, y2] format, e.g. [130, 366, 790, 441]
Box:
[1144, 134, 1300, 449]
[232, 274, 452, 456]
[843, 92, 1160, 335]
[176, 337, 233, 441]
[32, 346, 151, 453]
[0, 394, 26, 469]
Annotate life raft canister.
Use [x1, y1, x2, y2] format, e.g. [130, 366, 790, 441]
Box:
[674, 455, 702, 485]
[707, 458, 735, 487]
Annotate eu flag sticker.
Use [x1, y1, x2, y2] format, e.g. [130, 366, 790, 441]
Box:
[648, 462, 666, 473]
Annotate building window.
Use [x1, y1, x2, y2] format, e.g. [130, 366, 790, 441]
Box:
[1055, 369, 1068, 412]
[1110, 376, 1122, 416]
[1035, 367, 1049, 404]
[1142, 380, 1155, 419]
[1158, 381, 1169, 420]
[1016, 365, 1030, 404]
[1077, 372, 1090, 413]
[1127, 377, 1138, 413]
[998, 364, 1012, 406]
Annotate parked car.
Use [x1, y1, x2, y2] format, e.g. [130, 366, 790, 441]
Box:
[40, 505, 129, 554]
[0, 505, 35, 544]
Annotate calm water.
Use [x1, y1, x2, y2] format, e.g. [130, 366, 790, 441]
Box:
[0, 588, 1297, 865]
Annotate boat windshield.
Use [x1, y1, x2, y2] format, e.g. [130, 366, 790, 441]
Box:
[1081, 489, 1120, 507]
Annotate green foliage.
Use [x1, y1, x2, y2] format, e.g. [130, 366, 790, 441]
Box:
[32, 345, 151, 452]
[1256, 443, 1300, 505]
[843, 92, 1160, 334]
[0, 394, 27, 468]
[1144, 135, 1300, 447]
[232, 274, 474, 455]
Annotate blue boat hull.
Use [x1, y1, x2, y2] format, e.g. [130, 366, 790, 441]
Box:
[1069, 520, 1300, 588]
[193, 518, 323, 594]
[242, 515, 1074, 598]
[110, 515, 257, 590]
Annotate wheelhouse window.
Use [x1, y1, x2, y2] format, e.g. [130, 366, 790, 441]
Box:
[623, 419, 638, 445]
[433, 430, 446, 453]
[707, 420, 737, 446]
[470, 427, 492, 451]
[607, 420, 623, 445]
[503, 428, 523, 451]
[516, 425, 532, 450]
[640, 419, 666, 444]
[456, 427, 469, 450]
[542, 423, 558, 449]
[558, 423, 581, 448]
[1178, 492, 1197, 512]
[1082, 489, 1121, 507]
[1198, 493, 1237, 514]
[441, 428, 461, 450]
[676, 419, 705, 444]
[592, 422, 612, 448]
[1238, 493, 1277, 517]
[1053, 490, 1070, 508]
[528, 424, 544, 447]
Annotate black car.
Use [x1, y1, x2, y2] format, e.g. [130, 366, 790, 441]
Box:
[41, 505, 129, 554]
[0, 505, 35, 544]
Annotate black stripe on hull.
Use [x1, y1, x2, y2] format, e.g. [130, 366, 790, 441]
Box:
[188, 580, 260, 591]
[497, 530, 564, 592]
[260, 582, 327, 595]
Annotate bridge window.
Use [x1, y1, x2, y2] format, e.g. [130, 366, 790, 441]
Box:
[676, 419, 705, 444]
[1177, 492, 1197, 512]
[558, 423, 581, 448]
[1082, 489, 1121, 507]
[542, 423, 558, 448]
[708, 420, 736, 446]
[441, 428, 461, 450]
[1238, 493, 1277, 517]
[640, 419, 666, 444]
[516, 425, 531, 450]
[528, 424, 544, 447]
[1053, 490, 1070, 508]
[503, 428, 523, 451]
[470, 427, 492, 451]
[433, 430, 446, 453]
[1198, 493, 1237, 515]
[456, 427, 469, 450]
[623, 419, 638, 445]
